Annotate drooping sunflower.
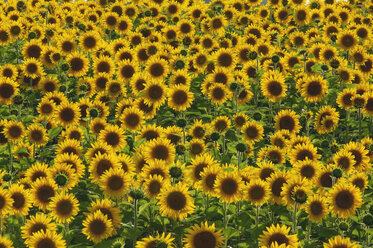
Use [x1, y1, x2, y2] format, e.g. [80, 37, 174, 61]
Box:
[0, 77, 19, 105]
[66, 52, 89, 78]
[274, 110, 301, 134]
[48, 192, 79, 223]
[83, 210, 114, 244]
[21, 213, 57, 243]
[54, 101, 81, 128]
[258, 224, 299, 248]
[242, 120, 264, 144]
[8, 183, 31, 217]
[26, 123, 48, 146]
[304, 194, 329, 222]
[260, 70, 287, 102]
[323, 235, 361, 248]
[214, 170, 244, 204]
[184, 222, 224, 248]
[137, 233, 175, 248]
[158, 182, 195, 221]
[99, 168, 131, 199]
[328, 180, 362, 219]
[144, 138, 176, 164]
[31, 178, 58, 211]
[49, 163, 79, 191]
[301, 75, 328, 102]
[28, 230, 66, 248]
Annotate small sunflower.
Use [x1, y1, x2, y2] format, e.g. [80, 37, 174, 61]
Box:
[9, 183, 32, 217]
[31, 178, 58, 211]
[323, 235, 361, 248]
[167, 85, 194, 111]
[137, 233, 175, 248]
[214, 171, 244, 204]
[0, 77, 19, 105]
[244, 179, 270, 206]
[261, 70, 287, 102]
[99, 168, 131, 199]
[144, 138, 176, 164]
[48, 192, 79, 223]
[259, 224, 299, 248]
[304, 194, 329, 222]
[27, 123, 48, 146]
[241, 120, 264, 143]
[184, 222, 224, 248]
[274, 110, 301, 134]
[83, 210, 114, 244]
[66, 52, 89, 78]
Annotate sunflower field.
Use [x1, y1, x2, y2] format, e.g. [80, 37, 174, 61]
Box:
[0, 0, 373, 247]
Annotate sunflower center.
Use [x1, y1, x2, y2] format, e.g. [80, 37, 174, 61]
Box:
[11, 192, 25, 209]
[9, 125, 22, 138]
[124, 113, 140, 128]
[84, 36, 96, 49]
[296, 149, 314, 161]
[271, 177, 286, 197]
[70, 58, 84, 72]
[310, 201, 323, 215]
[279, 116, 295, 131]
[148, 85, 163, 100]
[212, 87, 225, 100]
[31, 130, 43, 142]
[105, 132, 120, 147]
[335, 190, 354, 209]
[260, 168, 274, 181]
[152, 145, 169, 160]
[36, 237, 56, 248]
[97, 159, 113, 176]
[268, 233, 289, 246]
[267, 81, 282, 96]
[108, 175, 124, 191]
[341, 34, 354, 48]
[56, 199, 73, 216]
[193, 231, 217, 248]
[212, 18, 223, 29]
[143, 130, 159, 141]
[26, 63, 38, 74]
[301, 165, 315, 178]
[30, 223, 47, 235]
[166, 191, 187, 210]
[27, 45, 42, 58]
[205, 174, 217, 189]
[149, 63, 165, 78]
[149, 180, 161, 195]
[320, 172, 332, 188]
[97, 62, 110, 73]
[249, 185, 265, 200]
[31, 171, 47, 182]
[352, 178, 364, 190]
[245, 126, 259, 139]
[349, 150, 362, 167]
[121, 65, 135, 79]
[221, 178, 238, 195]
[173, 90, 188, 105]
[0, 83, 14, 99]
[60, 107, 75, 122]
[62, 41, 74, 52]
[89, 219, 107, 235]
[37, 185, 55, 203]
[218, 53, 233, 67]
[215, 120, 227, 132]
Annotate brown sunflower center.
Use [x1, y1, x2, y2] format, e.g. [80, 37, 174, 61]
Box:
[193, 231, 217, 248]
[166, 191, 187, 210]
[151, 144, 169, 160]
[89, 219, 107, 235]
[310, 201, 323, 215]
[36, 185, 55, 203]
[70, 58, 84, 72]
[124, 113, 140, 128]
[320, 172, 332, 188]
[267, 81, 283, 96]
[96, 159, 113, 176]
[108, 175, 124, 191]
[335, 190, 354, 209]
[268, 233, 289, 246]
[271, 177, 286, 197]
[0, 83, 14, 99]
[148, 85, 163, 100]
[60, 107, 75, 122]
[221, 178, 238, 195]
[12, 192, 25, 209]
[36, 238, 56, 248]
[120, 65, 135, 79]
[249, 185, 265, 200]
[149, 63, 165, 77]
[56, 199, 73, 216]
[301, 165, 315, 178]
[30, 223, 47, 235]
[105, 132, 120, 147]
[149, 180, 161, 195]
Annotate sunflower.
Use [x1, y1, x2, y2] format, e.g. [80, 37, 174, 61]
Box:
[320, 45, 338, 63]
[301, 75, 328, 102]
[333, 149, 355, 174]
[198, 164, 220, 196]
[0, 77, 19, 105]
[363, 92, 373, 116]
[351, 45, 366, 64]
[8, 183, 31, 217]
[315, 105, 340, 134]
[213, 48, 237, 69]
[207, 83, 232, 105]
[87, 198, 121, 231]
[208, 16, 227, 36]
[58, 33, 77, 56]
[0, 188, 13, 216]
[146, 57, 169, 80]
[22, 40, 43, 59]
[143, 80, 168, 108]
[0, 64, 18, 81]
[328, 180, 362, 219]
[0, 235, 13, 248]
[99, 168, 131, 199]
[317, 165, 334, 188]
[143, 174, 167, 199]
[83, 210, 114, 244]
[349, 172, 368, 192]
[212, 116, 231, 133]
[184, 222, 224, 248]
[120, 107, 144, 131]
[188, 153, 219, 187]
[289, 143, 321, 165]
[337, 30, 358, 51]
[323, 235, 361, 248]
[66, 52, 89, 78]
[260, 70, 287, 102]
[80, 31, 101, 53]
[26, 123, 48, 146]
[28, 230, 66, 248]
[144, 138, 175, 164]
[189, 138, 206, 157]
[98, 124, 127, 151]
[167, 85, 194, 111]
[21, 213, 57, 243]
[257, 146, 285, 165]
[164, 126, 183, 145]
[293, 159, 321, 183]
[4, 120, 24, 142]
[136, 123, 163, 142]
[304, 194, 329, 222]
[54, 153, 85, 179]
[158, 182, 195, 221]
[49, 163, 79, 191]
[244, 179, 270, 206]
[89, 152, 121, 183]
[0, 25, 11, 46]
[274, 110, 301, 134]
[137, 233, 175, 248]
[22, 58, 44, 79]
[54, 101, 81, 128]
[48, 192, 79, 223]
[25, 162, 49, 183]
[343, 141, 370, 172]
[31, 178, 57, 211]
[241, 120, 264, 143]
[214, 170, 243, 204]
[337, 88, 355, 109]
[259, 224, 299, 248]
[281, 175, 311, 209]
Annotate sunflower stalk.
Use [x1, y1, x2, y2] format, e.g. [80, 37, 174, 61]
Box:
[306, 220, 311, 242]
[358, 108, 362, 139]
[292, 203, 298, 233]
[223, 202, 229, 248]
[7, 142, 13, 176]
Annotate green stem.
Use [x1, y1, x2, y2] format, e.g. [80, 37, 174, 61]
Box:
[8, 142, 13, 175]
[292, 203, 298, 233]
[306, 220, 311, 242]
[223, 202, 229, 247]
[358, 108, 362, 139]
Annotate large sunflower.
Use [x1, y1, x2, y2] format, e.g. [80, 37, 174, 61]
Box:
[274, 110, 301, 134]
[167, 85, 194, 111]
[83, 210, 114, 244]
[21, 213, 57, 243]
[258, 224, 299, 248]
[328, 180, 362, 219]
[184, 222, 224, 248]
[214, 171, 243, 204]
[9, 183, 31, 217]
[337, 30, 358, 51]
[304, 194, 329, 222]
[48, 192, 79, 223]
[54, 101, 81, 128]
[158, 182, 195, 221]
[0, 77, 19, 105]
[66, 52, 89, 78]
[31, 178, 57, 211]
[144, 138, 176, 164]
[143, 80, 168, 108]
[98, 124, 127, 151]
[99, 168, 131, 199]
[300, 75, 328, 102]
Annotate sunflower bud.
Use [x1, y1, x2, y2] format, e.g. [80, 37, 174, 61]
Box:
[174, 59, 185, 69]
[271, 55, 280, 63]
[321, 65, 329, 71]
[28, 31, 37, 39]
[13, 94, 23, 105]
[249, 51, 257, 60]
[59, 85, 67, 92]
[294, 189, 307, 204]
[339, 222, 349, 231]
[61, 63, 70, 72]
[169, 166, 182, 179]
[55, 173, 68, 187]
[229, 82, 239, 91]
[176, 144, 186, 155]
[2, 173, 11, 182]
[180, 50, 188, 56]
[79, 84, 88, 91]
[10, 109, 18, 116]
[253, 112, 262, 121]
[363, 214, 373, 226]
[145, 10, 152, 16]
[89, 108, 99, 118]
[310, 2, 319, 8]
[210, 132, 220, 141]
[77, 23, 86, 31]
[321, 140, 329, 148]
[332, 168, 343, 179]
[236, 143, 247, 152]
[129, 188, 144, 200]
[176, 119, 187, 128]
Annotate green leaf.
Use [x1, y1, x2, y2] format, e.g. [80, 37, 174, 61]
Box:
[48, 126, 63, 138]
[311, 64, 322, 72]
[14, 147, 28, 154]
[223, 228, 240, 239]
[293, 63, 303, 69]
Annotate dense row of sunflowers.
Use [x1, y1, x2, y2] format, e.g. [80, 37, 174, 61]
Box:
[0, 0, 372, 247]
